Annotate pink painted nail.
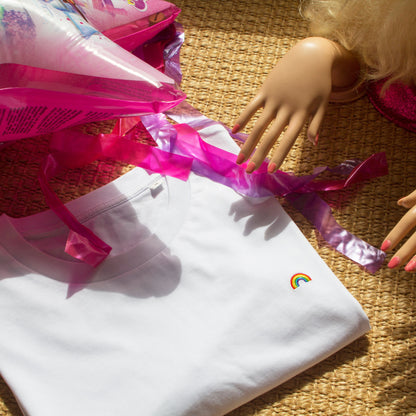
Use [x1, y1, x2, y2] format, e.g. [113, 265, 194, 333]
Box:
[268, 162, 277, 174]
[405, 260, 416, 272]
[236, 153, 245, 164]
[380, 240, 391, 251]
[314, 133, 319, 146]
[232, 124, 241, 134]
[246, 161, 256, 174]
[388, 256, 400, 269]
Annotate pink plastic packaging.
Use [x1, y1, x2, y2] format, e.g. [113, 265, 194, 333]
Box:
[79, 0, 181, 51]
[0, 0, 184, 141]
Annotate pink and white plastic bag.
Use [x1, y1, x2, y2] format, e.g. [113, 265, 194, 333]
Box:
[0, 0, 184, 141]
[79, 0, 181, 50]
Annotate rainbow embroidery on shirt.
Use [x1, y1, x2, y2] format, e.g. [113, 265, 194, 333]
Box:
[290, 273, 312, 289]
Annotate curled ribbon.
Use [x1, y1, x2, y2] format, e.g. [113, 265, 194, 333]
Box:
[37, 21, 388, 273]
[148, 27, 388, 273]
[142, 113, 387, 273]
[39, 122, 192, 267]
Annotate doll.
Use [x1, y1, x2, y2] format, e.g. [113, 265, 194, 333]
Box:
[232, 0, 416, 271]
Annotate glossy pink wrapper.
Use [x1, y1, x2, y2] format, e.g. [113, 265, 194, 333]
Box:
[0, 0, 184, 141]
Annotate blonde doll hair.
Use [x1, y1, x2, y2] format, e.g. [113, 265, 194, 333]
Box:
[301, 0, 416, 88]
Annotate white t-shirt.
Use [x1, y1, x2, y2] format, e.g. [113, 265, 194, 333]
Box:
[0, 164, 369, 416]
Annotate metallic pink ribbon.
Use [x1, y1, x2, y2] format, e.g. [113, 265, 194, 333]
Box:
[152, 29, 388, 273]
[39, 154, 112, 267]
[37, 21, 388, 273]
[39, 126, 192, 266]
[142, 113, 387, 273]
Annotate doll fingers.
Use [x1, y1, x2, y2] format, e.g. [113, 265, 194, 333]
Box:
[245, 110, 290, 173]
[267, 113, 306, 173]
[387, 232, 416, 270]
[404, 255, 416, 272]
[306, 104, 327, 145]
[382, 206, 416, 252]
[232, 95, 265, 134]
[237, 108, 277, 168]
[398, 189, 416, 209]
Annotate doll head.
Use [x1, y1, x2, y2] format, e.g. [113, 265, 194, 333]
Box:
[301, 0, 416, 89]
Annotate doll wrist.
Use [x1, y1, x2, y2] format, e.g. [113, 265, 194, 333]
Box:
[329, 78, 366, 103]
[329, 41, 365, 102]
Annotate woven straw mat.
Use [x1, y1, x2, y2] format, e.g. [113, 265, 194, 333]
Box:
[1, 0, 416, 415]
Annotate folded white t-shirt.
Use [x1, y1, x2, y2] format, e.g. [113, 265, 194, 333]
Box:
[0, 160, 369, 416]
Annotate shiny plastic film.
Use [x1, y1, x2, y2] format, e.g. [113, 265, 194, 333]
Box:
[0, 0, 185, 141]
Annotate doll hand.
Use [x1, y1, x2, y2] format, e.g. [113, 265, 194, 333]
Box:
[233, 37, 357, 173]
[381, 189, 416, 271]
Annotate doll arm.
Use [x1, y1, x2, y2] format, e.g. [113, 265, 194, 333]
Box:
[233, 37, 361, 173]
[381, 190, 416, 271]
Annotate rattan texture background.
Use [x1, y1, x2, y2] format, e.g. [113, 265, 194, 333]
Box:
[1, 0, 416, 415]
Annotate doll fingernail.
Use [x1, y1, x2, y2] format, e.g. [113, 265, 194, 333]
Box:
[232, 124, 241, 134]
[236, 153, 245, 164]
[268, 162, 277, 173]
[307, 133, 319, 145]
[405, 260, 416, 272]
[380, 240, 391, 251]
[246, 161, 256, 174]
[388, 256, 400, 269]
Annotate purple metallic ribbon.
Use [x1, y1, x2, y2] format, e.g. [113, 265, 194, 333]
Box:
[37, 21, 388, 273]
[150, 22, 388, 273]
[163, 22, 184, 86]
[142, 110, 387, 274]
